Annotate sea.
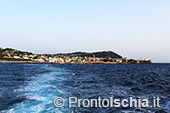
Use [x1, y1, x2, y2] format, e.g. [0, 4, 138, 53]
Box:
[0, 63, 170, 113]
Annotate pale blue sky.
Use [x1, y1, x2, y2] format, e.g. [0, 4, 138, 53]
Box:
[0, 0, 170, 62]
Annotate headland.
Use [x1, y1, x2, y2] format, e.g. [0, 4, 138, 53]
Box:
[0, 48, 151, 64]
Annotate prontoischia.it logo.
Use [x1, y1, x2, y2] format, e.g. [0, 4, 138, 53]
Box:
[53, 96, 160, 108]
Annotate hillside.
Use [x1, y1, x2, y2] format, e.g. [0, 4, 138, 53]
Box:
[0, 48, 32, 58]
[0, 47, 122, 58]
[0, 47, 151, 64]
[59, 51, 122, 58]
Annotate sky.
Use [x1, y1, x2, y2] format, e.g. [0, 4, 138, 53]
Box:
[0, 0, 170, 63]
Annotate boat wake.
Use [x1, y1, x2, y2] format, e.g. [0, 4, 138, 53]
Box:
[5, 65, 69, 113]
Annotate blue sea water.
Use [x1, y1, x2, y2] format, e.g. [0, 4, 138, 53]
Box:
[0, 63, 170, 113]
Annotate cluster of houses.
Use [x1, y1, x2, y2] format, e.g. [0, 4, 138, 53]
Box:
[2, 54, 151, 64]
[0, 48, 151, 64]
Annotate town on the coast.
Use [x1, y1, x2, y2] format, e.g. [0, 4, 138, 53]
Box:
[0, 48, 152, 64]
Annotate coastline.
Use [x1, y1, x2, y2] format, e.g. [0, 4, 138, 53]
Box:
[0, 60, 152, 64]
[0, 60, 36, 63]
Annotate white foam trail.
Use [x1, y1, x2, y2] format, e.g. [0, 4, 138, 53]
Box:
[7, 65, 67, 113]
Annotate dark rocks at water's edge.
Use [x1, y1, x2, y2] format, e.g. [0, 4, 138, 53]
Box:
[0, 47, 152, 64]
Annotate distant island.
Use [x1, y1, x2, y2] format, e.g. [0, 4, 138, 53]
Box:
[0, 47, 151, 64]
